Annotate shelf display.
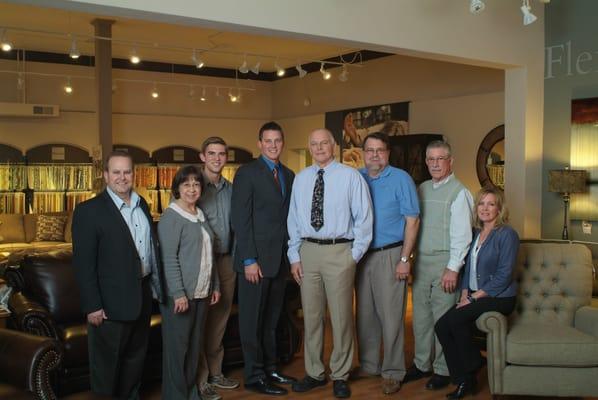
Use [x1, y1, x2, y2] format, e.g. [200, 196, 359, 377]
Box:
[0, 192, 26, 214]
[135, 164, 158, 189]
[0, 164, 27, 191]
[26, 164, 92, 191]
[31, 191, 65, 214]
[66, 191, 95, 211]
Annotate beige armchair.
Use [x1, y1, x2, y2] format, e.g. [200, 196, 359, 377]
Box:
[477, 242, 598, 398]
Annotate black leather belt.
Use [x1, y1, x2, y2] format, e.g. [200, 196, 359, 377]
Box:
[304, 237, 353, 245]
[368, 240, 404, 253]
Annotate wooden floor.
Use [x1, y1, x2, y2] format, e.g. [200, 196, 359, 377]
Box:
[134, 289, 596, 400]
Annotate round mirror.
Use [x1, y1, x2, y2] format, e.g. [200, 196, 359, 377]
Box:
[476, 124, 505, 190]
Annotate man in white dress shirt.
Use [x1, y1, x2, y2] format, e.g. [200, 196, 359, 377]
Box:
[404, 140, 473, 391]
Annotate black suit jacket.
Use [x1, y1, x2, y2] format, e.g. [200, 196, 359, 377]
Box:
[231, 158, 295, 278]
[72, 190, 165, 321]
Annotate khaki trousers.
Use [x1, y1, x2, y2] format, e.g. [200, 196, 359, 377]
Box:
[412, 253, 458, 376]
[197, 254, 236, 383]
[356, 246, 407, 381]
[300, 241, 355, 381]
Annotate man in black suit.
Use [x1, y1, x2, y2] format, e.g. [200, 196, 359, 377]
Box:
[72, 151, 164, 399]
[231, 121, 296, 396]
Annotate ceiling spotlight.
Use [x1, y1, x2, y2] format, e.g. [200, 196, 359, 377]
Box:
[130, 48, 140, 64]
[229, 88, 238, 103]
[338, 64, 349, 82]
[151, 83, 159, 99]
[69, 37, 80, 59]
[521, 0, 537, 25]
[64, 76, 73, 94]
[320, 62, 331, 80]
[275, 60, 285, 77]
[0, 29, 12, 52]
[251, 61, 261, 75]
[200, 87, 207, 102]
[296, 63, 307, 78]
[469, 0, 485, 14]
[191, 49, 205, 69]
[303, 97, 311, 107]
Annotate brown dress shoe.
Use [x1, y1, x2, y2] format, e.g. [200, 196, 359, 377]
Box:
[382, 378, 401, 394]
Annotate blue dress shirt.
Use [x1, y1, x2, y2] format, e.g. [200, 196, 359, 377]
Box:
[287, 160, 373, 264]
[359, 166, 420, 248]
[106, 187, 154, 276]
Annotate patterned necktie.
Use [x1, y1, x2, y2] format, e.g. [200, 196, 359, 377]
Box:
[272, 167, 281, 193]
[311, 169, 325, 231]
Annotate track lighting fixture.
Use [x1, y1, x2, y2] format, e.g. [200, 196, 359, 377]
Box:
[0, 29, 12, 52]
[251, 61, 261, 75]
[320, 63, 331, 80]
[69, 37, 80, 59]
[64, 76, 73, 94]
[228, 88, 238, 103]
[239, 55, 249, 74]
[130, 47, 140, 64]
[521, 0, 537, 25]
[191, 49, 205, 69]
[338, 64, 349, 82]
[151, 83, 159, 99]
[275, 60, 285, 77]
[200, 87, 207, 102]
[469, 0, 485, 14]
[296, 63, 307, 78]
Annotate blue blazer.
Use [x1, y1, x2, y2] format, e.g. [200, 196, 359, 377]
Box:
[460, 225, 520, 298]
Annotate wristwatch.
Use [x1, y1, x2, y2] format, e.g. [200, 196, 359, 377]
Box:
[400, 255, 409, 263]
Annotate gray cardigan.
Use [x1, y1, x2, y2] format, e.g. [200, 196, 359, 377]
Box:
[157, 206, 219, 300]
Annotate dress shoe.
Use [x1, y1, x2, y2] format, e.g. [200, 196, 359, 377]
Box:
[333, 380, 351, 398]
[446, 379, 477, 399]
[402, 365, 432, 383]
[267, 371, 297, 384]
[244, 378, 288, 396]
[381, 378, 401, 394]
[425, 374, 451, 390]
[291, 375, 328, 392]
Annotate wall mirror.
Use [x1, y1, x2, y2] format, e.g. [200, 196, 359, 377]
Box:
[476, 124, 505, 190]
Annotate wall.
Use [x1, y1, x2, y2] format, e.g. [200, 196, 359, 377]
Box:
[543, 0, 598, 241]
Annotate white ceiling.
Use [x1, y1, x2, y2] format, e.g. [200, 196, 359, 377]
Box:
[0, 2, 360, 71]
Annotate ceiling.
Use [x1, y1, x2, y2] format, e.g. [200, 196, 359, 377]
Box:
[0, 2, 360, 72]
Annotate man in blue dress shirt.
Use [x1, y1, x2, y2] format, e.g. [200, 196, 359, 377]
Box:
[288, 128, 373, 399]
[356, 132, 420, 395]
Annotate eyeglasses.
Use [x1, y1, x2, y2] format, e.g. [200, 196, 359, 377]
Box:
[364, 148, 388, 155]
[426, 156, 450, 163]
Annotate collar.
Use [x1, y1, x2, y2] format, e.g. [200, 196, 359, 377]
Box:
[312, 159, 338, 173]
[260, 155, 280, 172]
[361, 165, 391, 181]
[432, 173, 454, 189]
[169, 202, 206, 223]
[106, 187, 139, 209]
[201, 168, 227, 190]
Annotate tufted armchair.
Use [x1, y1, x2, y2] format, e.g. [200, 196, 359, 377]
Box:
[477, 242, 598, 398]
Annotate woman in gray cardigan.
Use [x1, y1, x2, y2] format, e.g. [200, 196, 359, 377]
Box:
[435, 187, 519, 399]
[158, 165, 220, 400]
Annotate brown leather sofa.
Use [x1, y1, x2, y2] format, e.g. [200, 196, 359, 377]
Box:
[5, 250, 302, 396]
[0, 328, 63, 400]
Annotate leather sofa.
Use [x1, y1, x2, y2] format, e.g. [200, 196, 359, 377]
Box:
[477, 241, 598, 398]
[5, 250, 302, 396]
[0, 328, 63, 400]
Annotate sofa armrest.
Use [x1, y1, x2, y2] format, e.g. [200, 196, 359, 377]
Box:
[8, 292, 58, 338]
[0, 328, 62, 400]
[575, 305, 598, 337]
[4, 264, 25, 292]
[476, 311, 508, 395]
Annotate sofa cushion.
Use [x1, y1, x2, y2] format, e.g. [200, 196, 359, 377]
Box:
[506, 323, 598, 367]
[0, 214, 26, 243]
[0, 243, 32, 251]
[23, 212, 70, 243]
[34, 215, 68, 242]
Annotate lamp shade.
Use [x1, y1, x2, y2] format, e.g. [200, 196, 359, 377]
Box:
[548, 169, 587, 193]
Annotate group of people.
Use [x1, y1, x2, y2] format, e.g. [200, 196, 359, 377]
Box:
[72, 121, 519, 400]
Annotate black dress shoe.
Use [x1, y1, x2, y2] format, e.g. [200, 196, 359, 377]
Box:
[291, 375, 328, 392]
[267, 371, 297, 384]
[403, 365, 433, 383]
[333, 380, 351, 398]
[446, 380, 477, 399]
[245, 378, 288, 396]
[425, 374, 451, 390]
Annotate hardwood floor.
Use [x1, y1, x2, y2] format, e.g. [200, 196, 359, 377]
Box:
[136, 289, 596, 400]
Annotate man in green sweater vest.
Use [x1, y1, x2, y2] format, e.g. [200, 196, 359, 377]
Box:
[404, 141, 473, 391]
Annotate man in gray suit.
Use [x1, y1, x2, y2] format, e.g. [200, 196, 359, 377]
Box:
[231, 121, 296, 396]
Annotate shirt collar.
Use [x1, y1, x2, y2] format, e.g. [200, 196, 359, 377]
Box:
[106, 186, 139, 209]
[432, 172, 454, 188]
[201, 168, 227, 190]
[169, 202, 206, 223]
[312, 159, 338, 173]
[260, 155, 280, 172]
[360, 165, 391, 181]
